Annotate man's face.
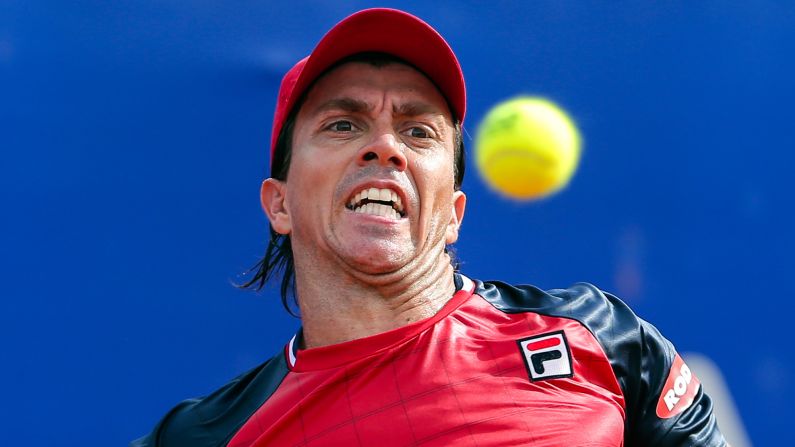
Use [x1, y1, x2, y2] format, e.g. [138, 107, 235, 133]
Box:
[263, 61, 465, 275]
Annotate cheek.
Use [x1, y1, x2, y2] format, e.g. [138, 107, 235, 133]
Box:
[413, 152, 456, 198]
[285, 154, 346, 221]
[284, 164, 322, 216]
[289, 147, 335, 189]
[412, 154, 456, 229]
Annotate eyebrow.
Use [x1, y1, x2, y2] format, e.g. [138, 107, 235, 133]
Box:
[394, 101, 442, 118]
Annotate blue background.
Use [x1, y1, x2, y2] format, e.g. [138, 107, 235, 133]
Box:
[2, 1, 792, 445]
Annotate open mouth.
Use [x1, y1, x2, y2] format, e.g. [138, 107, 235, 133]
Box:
[346, 187, 405, 220]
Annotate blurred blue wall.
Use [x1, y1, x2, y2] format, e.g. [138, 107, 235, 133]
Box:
[2, 1, 792, 445]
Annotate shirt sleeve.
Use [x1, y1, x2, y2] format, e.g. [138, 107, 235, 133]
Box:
[562, 284, 727, 446]
[129, 354, 290, 447]
[129, 399, 203, 447]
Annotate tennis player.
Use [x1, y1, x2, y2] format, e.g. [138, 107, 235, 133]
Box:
[133, 8, 726, 446]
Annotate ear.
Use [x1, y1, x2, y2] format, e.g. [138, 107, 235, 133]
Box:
[260, 178, 292, 235]
[445, 190, 467, 244]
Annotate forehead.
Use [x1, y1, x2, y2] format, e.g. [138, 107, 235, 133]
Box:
[298, 61, 454, 119]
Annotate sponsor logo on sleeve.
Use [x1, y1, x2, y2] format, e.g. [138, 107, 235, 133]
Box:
[656, 353, 701, 419]
[517, 330, 573, 381]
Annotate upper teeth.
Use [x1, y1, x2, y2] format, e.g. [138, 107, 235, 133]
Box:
[348, 187, 404, 219]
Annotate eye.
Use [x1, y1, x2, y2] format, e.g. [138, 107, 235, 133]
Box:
[406, 126, 430, 138]
[327, 120, 355, 132]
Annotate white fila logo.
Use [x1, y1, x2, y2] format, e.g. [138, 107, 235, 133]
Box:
[517, 331, 573, 382]
[656, 354, 701, 418]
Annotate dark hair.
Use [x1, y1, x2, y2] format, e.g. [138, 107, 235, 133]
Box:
[240, 53, 466, 315]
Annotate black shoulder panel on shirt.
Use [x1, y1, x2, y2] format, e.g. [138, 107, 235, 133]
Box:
[474, 279, 726, 447]
[130, 353, 289, 447]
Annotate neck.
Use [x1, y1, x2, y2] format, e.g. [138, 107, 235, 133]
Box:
[293, 251, 457, 349]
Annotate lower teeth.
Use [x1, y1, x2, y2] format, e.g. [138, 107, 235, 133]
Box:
[354, 203, 399, 218]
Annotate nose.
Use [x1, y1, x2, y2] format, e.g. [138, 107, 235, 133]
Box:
[356, 131, 407, 171]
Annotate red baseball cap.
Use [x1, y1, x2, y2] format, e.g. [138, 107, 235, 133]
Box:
[269, 8, 466, 168]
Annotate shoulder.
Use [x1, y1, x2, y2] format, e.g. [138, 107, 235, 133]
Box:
[474, 279, 644, 336]
[130, 354, 290, 447]
[472, 278, 725, 446]
[473, 278, 669, 380]
[474, 279, 613, 311]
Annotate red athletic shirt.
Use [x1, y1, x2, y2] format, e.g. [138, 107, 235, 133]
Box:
[132, 275, 725, 446]
[229, 277, 624, 446]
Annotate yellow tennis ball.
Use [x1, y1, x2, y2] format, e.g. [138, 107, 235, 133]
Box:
[475, 97, 582, 200]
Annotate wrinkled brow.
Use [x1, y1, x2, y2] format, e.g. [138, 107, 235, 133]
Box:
[315, 98, 371, 114]
[314, 98, 444, 118]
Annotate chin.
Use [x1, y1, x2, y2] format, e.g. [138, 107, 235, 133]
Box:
[340, 242, 412, 275]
